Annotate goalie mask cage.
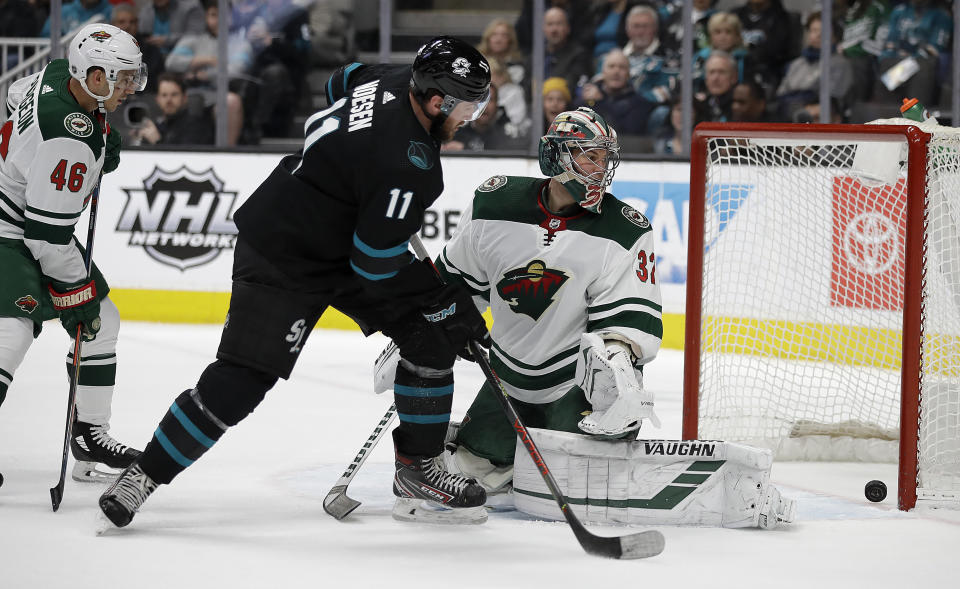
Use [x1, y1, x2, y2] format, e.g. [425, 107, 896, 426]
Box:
[682, 121, 960, 511]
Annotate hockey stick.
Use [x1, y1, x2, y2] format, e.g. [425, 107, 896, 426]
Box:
[323, 403, 397, 519]
[409, 235, 665, 560]
[50, 168, 103, 512]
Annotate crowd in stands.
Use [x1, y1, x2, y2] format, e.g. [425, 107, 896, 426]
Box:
[449, 0, 956, 155]
[4, 0, 313, 146]
[3, 0, 955, 153]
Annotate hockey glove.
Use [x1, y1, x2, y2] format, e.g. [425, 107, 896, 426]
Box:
[103, 124, 121, 174]
[421, 283, 491, 362]
[574, 333, 660, 438]
[49, 280, 101, 341]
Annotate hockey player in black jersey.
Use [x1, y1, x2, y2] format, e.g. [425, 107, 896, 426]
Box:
[98, 36, 494, 528]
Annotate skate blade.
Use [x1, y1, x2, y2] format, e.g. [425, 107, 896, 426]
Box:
[72, 461, 123, 483]
[392, 498, 487, 525]
[94, 509, 121, 536]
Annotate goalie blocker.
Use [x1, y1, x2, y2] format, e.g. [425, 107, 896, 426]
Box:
[512, 429, 796, 529]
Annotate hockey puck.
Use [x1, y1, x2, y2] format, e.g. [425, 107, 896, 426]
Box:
[865, 479, 887, 502]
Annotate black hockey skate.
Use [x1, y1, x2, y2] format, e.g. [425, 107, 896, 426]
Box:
[392, 452, 487, 524]
[70, 420, 141, 482]
[97, 462, 157, 531]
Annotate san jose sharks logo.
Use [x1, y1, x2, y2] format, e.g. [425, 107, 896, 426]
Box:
[496, 260, 569, 320]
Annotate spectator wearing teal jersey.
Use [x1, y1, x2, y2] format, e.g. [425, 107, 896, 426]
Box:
[874, 0, 952, 105]
[41, 0, 111, 37]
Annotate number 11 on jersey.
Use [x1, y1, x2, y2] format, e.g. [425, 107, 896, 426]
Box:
[385, 188, 413, 219]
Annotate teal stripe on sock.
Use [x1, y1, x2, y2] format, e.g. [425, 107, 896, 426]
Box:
[170, 402, 216, 448]
[397, 412, 450, 424]
[154, 427, 194, 468]
[394, 384, 454, 397]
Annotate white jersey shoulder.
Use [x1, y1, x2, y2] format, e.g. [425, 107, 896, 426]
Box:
[0, 60, 105, 283]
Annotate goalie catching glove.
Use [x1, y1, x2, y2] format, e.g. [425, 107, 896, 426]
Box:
[575, 332, 659, 437]
[49, 279, 101, 341]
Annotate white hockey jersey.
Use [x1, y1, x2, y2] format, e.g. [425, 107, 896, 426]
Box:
[0, 59, 106, 283]
[437, 175, 663, 404]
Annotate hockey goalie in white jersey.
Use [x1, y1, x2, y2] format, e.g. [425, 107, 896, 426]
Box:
[391, 107, 795, 529]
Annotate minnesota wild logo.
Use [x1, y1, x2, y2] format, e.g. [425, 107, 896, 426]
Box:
[496, 260, 569, 320]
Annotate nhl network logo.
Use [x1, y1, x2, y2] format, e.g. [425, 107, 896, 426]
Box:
[117, 166, 239, 271]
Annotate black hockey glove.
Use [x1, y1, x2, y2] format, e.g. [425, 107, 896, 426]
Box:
[103, 124, 121, 174]
[49, 280, 101, 341]
[421, 284, 491, 362]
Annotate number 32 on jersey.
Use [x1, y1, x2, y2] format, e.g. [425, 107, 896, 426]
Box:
[637, 250, 656, 283]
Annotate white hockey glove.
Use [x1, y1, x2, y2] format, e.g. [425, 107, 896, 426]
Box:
[575, 333, 660, 437]
[373, 340, 400, 394]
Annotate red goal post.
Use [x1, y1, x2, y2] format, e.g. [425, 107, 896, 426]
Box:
[683, 122, 960, 511]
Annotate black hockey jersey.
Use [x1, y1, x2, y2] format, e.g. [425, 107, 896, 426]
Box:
[234, 64, 443, 298]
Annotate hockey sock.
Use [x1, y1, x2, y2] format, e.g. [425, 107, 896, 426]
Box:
[392, 362, 454, 457]
[140, 389, 229, 484]
[65, 351, 117, 389]
[139, 360, 275, 484]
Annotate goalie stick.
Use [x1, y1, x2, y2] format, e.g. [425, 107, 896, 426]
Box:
[407, 235, 664, 559]
[323, 404, 397, 519]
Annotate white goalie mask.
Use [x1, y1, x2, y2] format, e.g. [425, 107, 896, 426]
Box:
[539, 107, 620, 213]
[68, 24, 147, 103]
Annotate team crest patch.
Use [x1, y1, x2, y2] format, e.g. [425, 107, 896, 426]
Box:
[477, 175, 507, 192]
[621, 205, 650, 229]
[496, 260, 570, 321]
[64, 113, 93, 138]
[90, 30, 112, 42]
[15, 295, 38, 314]
[407, 141, 434, 170]
[451, 57, 471, 77]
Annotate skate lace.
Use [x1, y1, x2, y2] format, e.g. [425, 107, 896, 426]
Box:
[90, 425, 129, 454]
[111, 466, 157, 511]
[423, 456, 470, 495]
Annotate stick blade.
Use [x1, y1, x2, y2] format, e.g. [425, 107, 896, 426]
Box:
[323, 485, 361, 520]
[50, 485, 64, 512]
[618, 529, 666, 560]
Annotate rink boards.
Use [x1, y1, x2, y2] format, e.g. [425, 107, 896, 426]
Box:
[90, 151, 693, 347]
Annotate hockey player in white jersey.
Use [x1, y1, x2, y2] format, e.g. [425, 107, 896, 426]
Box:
[427, 107, 795, 529]
[0, 24, 147, 482]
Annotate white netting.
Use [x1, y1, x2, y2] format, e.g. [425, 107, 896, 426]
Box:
[692, 122, 960, 507]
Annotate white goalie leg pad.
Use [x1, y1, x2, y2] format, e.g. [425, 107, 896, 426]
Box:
[443, 445, 514, 494]
[443, 423, 515, 510]
[373, 340, 400, 394]
[574, 333, 660, 437]
[512, 429, 796, 529]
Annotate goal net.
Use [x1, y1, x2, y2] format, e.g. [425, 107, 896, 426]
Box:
[683, 121, 960, 510]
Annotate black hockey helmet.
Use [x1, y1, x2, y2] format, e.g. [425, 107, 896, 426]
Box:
[411, 36, 491, 122]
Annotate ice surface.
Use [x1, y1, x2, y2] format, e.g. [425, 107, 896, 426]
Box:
[1, 323, 958, 588]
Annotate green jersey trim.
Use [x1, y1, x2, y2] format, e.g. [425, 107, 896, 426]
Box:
[437, 251, 489, 299]
[490, 341, 579, 371]
[490, 350, 577, 392]
[589, 297, 663, 315]
[24, 218, 74, 244]
[587, 310, 663, 339]
[0, 190, 25, 229]
[25, 205, 81, 221]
